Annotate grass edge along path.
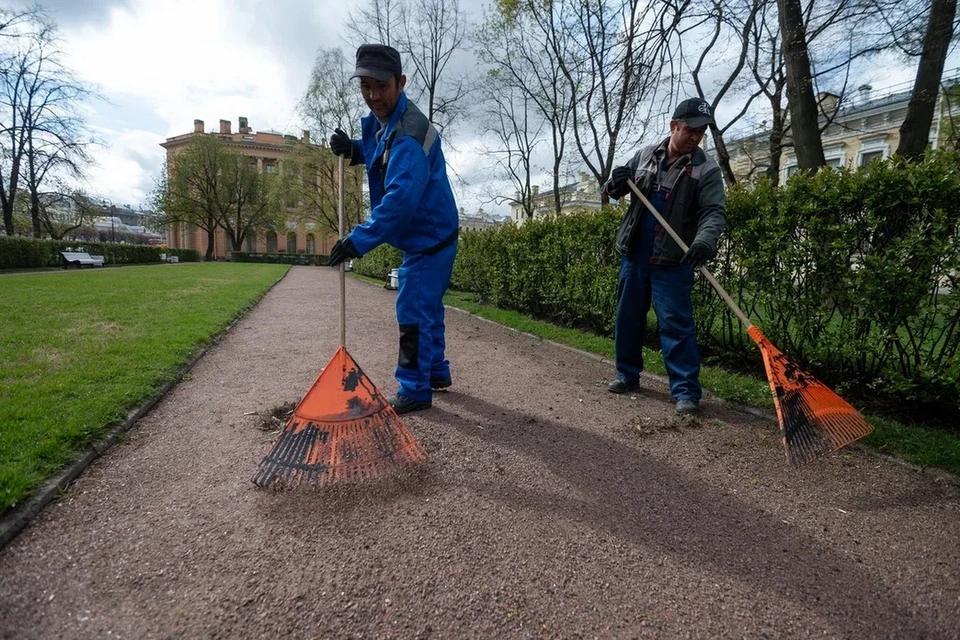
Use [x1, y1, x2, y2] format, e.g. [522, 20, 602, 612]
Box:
[0, 263, 290, 517]
[349, 275, 959, 477]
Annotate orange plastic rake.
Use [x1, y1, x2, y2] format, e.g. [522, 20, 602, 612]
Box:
[626, 179, 872, 465]
[252, 157, 427, 488]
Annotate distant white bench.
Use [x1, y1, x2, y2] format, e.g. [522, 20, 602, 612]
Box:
[60, 251, 105, 268]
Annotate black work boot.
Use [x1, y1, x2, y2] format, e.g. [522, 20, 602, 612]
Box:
[430, 377, 452, 390]
[387, 393, 432, 415]
[607, 376, 640, 394]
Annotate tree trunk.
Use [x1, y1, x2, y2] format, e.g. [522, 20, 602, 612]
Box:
[778, 0, 826, 170]
[709, 125, 737, 186]
[766, 94, 787, 185]
[30, 192, 42, 238]
[895, 0, 958, 161]
[205, 218, 216, 261]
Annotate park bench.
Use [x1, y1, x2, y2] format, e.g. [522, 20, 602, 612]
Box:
[60, 251, 105, 269]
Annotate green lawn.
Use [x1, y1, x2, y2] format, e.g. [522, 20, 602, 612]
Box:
[0, 263, 288, 513]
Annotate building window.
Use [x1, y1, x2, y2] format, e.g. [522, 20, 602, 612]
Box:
[305, 234, 315, 254]
[858, 150, 885, 167]
[266, 231, 277, 253]
[856, 137, 889, 167]
[245, 231, 257, 252]
[265, 163, 277, 174]
[286, 232, 297, 253]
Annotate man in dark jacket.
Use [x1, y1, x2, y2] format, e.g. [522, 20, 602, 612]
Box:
[601, 97, 726, 414]
[327, 44, 459, 415]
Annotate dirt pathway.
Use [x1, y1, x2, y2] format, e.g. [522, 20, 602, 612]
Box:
[1, 266, 957, 639]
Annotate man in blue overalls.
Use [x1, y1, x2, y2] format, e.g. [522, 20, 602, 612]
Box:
[327, 44, 459, 415]
[601, 98, 727, 415]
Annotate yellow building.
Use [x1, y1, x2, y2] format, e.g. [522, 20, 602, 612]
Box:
[724, 72, 960, 183]
[160, 117, 336, 260]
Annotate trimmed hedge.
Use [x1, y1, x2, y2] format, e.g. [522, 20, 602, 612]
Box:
[231, 251, 330, 266]
[0, 236, 199, 269]
[353, 245, 403, 280]
[449, 152, 958, 423]
[345, 151, 960, 424]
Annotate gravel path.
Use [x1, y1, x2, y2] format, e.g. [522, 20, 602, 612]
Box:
[1, 266, 958, 639]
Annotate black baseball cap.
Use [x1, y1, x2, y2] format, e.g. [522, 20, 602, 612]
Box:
[351, 44, 402, 82]
[672, 97, 715, 128]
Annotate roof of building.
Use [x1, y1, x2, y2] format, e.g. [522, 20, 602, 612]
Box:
[721, 69, 960, 147]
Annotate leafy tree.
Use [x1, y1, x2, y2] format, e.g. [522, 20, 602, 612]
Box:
[276, 142, 367, 239]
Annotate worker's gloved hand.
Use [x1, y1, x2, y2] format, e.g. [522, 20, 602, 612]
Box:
[327, 237, 360, 267]
[607, 165, 633, 198]
[329, 128, 363, 165]
[680, 241, 712, 268]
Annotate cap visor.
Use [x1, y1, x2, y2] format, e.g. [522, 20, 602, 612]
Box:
[351, 67, 395, 82]
[682, 115, 714, 128]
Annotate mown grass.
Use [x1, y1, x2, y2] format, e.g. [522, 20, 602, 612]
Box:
[0, 263, 289, 514]
[420, 285, 958, 476]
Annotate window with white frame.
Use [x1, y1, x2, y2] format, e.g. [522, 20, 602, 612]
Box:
[857, 135, 890, 167]
[784, 146, 846, 181]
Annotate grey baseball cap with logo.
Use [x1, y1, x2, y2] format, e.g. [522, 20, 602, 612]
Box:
[672, 97, 715, 128]
[351, 44, 403, 82]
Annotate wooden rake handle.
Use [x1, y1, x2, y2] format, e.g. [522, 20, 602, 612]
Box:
[625, 178, 752, 329]
[338, 155, 346, 348]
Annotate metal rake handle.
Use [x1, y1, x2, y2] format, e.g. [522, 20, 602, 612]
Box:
[625, 178, 752, 328]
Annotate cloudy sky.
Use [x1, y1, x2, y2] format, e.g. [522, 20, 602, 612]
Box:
[5, 0, 957, 217]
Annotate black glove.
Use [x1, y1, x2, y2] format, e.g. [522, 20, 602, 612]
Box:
[680, 241, 712, 268]
[327, 237, 360, 267]
[329, 128, 363, 165]
[607, 165, 633, 199]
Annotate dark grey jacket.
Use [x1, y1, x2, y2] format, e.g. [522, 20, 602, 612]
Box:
[604, 138, 726, 263]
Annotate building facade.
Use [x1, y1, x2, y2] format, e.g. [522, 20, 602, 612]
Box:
[458, 208, 509, 232]
[723, 72, 960, 183]
[160, 117, 334, 260]
[509, 171, 604, 225]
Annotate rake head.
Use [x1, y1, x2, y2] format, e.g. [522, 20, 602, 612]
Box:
[253, 346, 427, 488]
[747, 326, 873, 466]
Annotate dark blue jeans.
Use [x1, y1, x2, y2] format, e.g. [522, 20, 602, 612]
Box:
[614, 255, 702, 402]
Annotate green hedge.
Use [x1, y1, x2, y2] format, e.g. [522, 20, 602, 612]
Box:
[451, 152, 960, 422]
[335, 152, 960, 423]
[0, 236, 199, 269]
[704, 151, 960, 418]
[231, 251, 329, 266]
[353, 245, 403, 279]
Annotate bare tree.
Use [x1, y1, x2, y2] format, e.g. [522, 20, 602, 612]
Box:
[0, 10, 94, 237]
[684, 0, 765, 185]
[548, 0, 685, 203]
[475, 68, 544, 221]
[475, 2, 574, 216]
[345, 0, 405, 46]
[299, 47, 368, 140]
[399, 0, 469, 131]
[896, 0, 958, 160]
[346, 0, 471, 133]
